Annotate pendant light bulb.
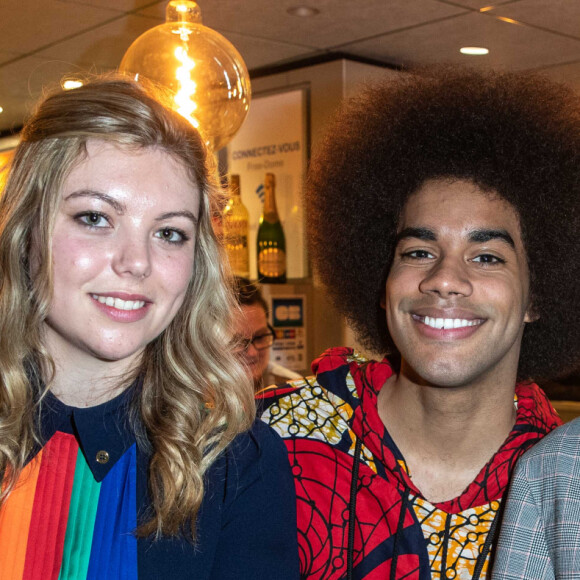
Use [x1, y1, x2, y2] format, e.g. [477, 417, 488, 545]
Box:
[119, 1, 251, 151]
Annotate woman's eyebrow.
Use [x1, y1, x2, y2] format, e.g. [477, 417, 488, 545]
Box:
[155, 211, 198, 225]
[64, 190, 125, 214]
[63, 193, 198, 224]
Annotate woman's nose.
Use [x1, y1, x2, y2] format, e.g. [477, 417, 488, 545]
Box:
[111, 233, 152, 279]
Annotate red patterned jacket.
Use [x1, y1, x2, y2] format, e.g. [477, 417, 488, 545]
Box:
[258, 347, 561, 580]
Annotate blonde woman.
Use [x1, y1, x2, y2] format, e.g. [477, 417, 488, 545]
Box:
[0, 78, 299, 579]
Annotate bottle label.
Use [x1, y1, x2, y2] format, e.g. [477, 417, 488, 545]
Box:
[223, 217, 248, 243]
[225, 232, 248, 249]
[227, 248, 249, 277]
[223, 217, 249, 276]
[258, 248, 286, 278]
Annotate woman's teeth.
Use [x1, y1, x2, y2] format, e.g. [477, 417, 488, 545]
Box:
[92, 295, 145, 310]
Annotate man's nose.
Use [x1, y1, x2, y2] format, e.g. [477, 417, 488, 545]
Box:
[245, 341, 260, 356]
[418, 255, 473, 298]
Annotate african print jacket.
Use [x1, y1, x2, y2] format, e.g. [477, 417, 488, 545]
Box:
[258, 347, 561, 580]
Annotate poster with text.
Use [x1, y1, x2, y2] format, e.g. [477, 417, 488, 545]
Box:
[226, 88, 308, 279]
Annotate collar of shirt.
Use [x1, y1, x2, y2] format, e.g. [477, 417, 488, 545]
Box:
[35, 381, 140, 482]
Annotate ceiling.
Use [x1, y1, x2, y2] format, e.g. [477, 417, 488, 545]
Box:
[1, 0, 579, 136]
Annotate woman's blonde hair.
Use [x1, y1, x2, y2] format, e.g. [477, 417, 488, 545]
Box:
[0, 76, 255, 538]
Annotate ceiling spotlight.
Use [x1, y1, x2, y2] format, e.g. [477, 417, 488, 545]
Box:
[497, 16, 518, 24]
[460, 47, 489, 55]
[287, 6, 320, 17]
[62, 80, 84, 90]
[0, 106, 3, 114]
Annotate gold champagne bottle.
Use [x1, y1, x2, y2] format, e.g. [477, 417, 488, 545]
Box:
[257, 173, 287, 283]
[222, 174, 250, 278]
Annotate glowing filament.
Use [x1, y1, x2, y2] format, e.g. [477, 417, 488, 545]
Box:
[174, 46, 199, 128]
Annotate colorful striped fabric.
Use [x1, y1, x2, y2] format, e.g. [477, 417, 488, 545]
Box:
[0, 431, 138, 580]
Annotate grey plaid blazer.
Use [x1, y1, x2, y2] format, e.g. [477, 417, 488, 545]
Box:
[492, 417, 580, 579]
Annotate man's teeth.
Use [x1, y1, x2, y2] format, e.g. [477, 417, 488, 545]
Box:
[92, 295, 145, 310]
[423, 316, 481, 329]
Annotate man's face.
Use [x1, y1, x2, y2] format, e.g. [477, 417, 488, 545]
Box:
[234, 303, 271, 387]
[383, 178, 534, 388]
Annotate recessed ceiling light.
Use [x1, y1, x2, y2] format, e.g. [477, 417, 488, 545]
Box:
[0, 106, 3, 114]
[62, 79, 83, 90]
[497, 16, 518, 24]
[460, 47, 489, 56]
[287, 6, 320, 17]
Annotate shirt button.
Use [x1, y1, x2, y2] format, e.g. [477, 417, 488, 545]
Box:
[96, 450, 110, 464]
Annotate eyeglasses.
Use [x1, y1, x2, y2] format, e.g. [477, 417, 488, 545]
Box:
[234, 324, 275, 352]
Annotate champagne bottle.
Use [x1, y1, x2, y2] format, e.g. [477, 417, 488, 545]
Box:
[222, 174, 250, 278]
[257, 173, 287, 283]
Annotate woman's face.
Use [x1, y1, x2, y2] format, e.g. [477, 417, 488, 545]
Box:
[42, 139, 199, 370]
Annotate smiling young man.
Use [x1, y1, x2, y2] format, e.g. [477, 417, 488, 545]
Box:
[258, 69, 580, 579]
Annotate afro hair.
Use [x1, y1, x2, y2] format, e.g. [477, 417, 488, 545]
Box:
[306, 67, 580, 381]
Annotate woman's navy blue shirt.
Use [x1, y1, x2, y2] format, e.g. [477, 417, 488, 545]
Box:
[5, 386, 300, 579]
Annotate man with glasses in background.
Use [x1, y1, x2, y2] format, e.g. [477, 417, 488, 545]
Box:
[233, 276, 301, 391]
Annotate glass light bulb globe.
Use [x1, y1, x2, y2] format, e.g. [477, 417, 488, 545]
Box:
[0, 150, 12, 193]
[119, 1, 251, 151]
